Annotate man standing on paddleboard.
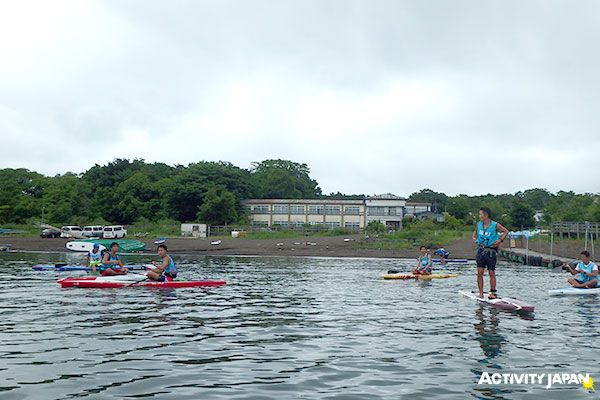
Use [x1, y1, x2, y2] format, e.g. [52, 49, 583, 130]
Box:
[472, 207, 508, 299]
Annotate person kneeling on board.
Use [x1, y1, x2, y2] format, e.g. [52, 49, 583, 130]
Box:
[434, 247, 450, 264]
[412, 246, 433, 275]
[86, 243, 104, 273]
[99, 242, 128, 276]
[473, 207, 508, 300]
[565, 251, 598, 289]
[147, 244, 177, 281]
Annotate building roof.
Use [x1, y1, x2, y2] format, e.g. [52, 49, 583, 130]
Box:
[366, 193, 406, 200]
[243, 199, 365, 205]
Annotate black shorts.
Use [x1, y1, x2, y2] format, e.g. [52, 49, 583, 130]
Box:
[476, 247, 497, 271]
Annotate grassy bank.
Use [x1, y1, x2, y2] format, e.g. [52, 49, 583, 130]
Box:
[359, 227, 470, 251]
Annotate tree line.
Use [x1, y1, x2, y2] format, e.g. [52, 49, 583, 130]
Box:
[0, 159, 598, 229]
[408, 188, 600, 229]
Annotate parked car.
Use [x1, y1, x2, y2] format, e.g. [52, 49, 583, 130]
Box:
[103, 225, 127, 239]
[82, 225, 104, 238]
[40, 228, 61, 238]
[60, 226, 83, 238]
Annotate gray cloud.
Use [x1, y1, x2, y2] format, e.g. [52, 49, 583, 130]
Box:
[0, 0, 598, 195]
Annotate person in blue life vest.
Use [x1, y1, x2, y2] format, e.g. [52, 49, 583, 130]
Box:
[472, 207, 509, 299]
[147, 244, 177, 281]
[413, 245, 433, 275]
[565, 251, 598, 288]
[434, 247, 450, 264]
[99, 242, 128, 276]
[86, 243, 104, 273]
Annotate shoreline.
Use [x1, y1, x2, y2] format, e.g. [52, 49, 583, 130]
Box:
[0, 235, 481, 260]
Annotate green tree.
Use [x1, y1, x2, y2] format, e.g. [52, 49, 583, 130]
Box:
[446, 196, 470, 221]
[510, 203, 535, 229]
[408, 189, 448, 213]
[251, 159, 321, 199]
[196, 187, 239, 225]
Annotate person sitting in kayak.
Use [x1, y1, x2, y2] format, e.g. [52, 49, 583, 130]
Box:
[86, 243, 104, 273]
[472, 207, 508, 299]
[413, 246, 433, 275]
[147, 244, 177, 281]
[99, 242, 128, 276]
[434, 247, 450, 264]
[565, 251, 598, 288]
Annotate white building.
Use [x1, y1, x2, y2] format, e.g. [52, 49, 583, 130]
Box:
[244, 195, 433, 231]
[365, 194, 406, 230]
[244, 199, 366, 230]
[181, 223, 207, 238]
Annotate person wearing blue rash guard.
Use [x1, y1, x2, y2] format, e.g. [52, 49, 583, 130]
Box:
[565, 251, 598, 289]
[100, 242, 128, 276]
[147, 244, 177, 282]
[434, 247, 450, 263]
[412, 246, 433, 275]
[472, 207, 508, 299]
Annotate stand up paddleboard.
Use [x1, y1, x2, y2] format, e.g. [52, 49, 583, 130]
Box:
[432, 259, 469, 263]
[57, 276, 226, 289]
[459, 290, 534, 312]
[65, 242, 106, 252]
[549, 287, 600, 296]
[382, 273, 459, 280]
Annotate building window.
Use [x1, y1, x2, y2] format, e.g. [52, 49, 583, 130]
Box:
[344, 206, 360, 215]
[324, 222, 340, 229]
[368, 207, 398, 216]
[252, 205, 269, 214]
[324, 205, 341, 215]
[345, 222, 360, 230]
[251, 220, 269, 226]
[273, 205, 289, 214]
[308, 205, 324, 215]
[273, 221, 289, 228]
[309, 221, 324, 226]
[290, 205, 305, 214]
[290, 221, 305, 229]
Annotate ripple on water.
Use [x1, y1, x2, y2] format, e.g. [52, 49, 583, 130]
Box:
[0, 255, 599, 399]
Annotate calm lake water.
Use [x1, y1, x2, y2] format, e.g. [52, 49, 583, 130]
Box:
[1, 252, 599, 400]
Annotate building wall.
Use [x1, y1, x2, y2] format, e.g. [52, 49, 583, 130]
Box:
[245, 197, 432, 231]
[245, 199, 367, 230]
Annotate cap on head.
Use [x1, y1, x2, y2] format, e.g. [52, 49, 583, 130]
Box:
[93, 243, 100, 248]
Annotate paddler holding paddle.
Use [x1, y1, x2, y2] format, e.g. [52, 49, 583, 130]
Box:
[412, 246, 433, 275]
[472, 207, 508, 299]
[147, 244, 177, 281]
[565, 251, 598, 288]
[99, 242, 129, 276]
[86, 243, 103, 273]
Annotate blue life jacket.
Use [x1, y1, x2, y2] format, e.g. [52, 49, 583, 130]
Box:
[476, 220, 500, 247]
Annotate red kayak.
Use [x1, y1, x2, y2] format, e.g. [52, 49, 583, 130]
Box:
[57, 276, 226, 289]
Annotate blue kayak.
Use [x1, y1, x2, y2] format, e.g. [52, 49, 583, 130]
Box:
[32, 264, 149, 272]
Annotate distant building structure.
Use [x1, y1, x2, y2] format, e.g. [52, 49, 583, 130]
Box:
[244, 195, 434, 231]
[181, 223, 207, 238]
[365, 194, 406, 230]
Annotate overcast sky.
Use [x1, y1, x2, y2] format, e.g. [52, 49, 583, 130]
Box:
[1, 0, 599, 196]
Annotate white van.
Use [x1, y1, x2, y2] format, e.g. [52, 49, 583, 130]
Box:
[103, 225, 127, 239]
[82, 225, 104, 238]
[61, 226, 83, 238]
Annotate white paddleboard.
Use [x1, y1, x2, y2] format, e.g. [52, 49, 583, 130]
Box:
[65, 241, 106, 252]
[459, 290, 535, 312]
[548, 287, 600, 296]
